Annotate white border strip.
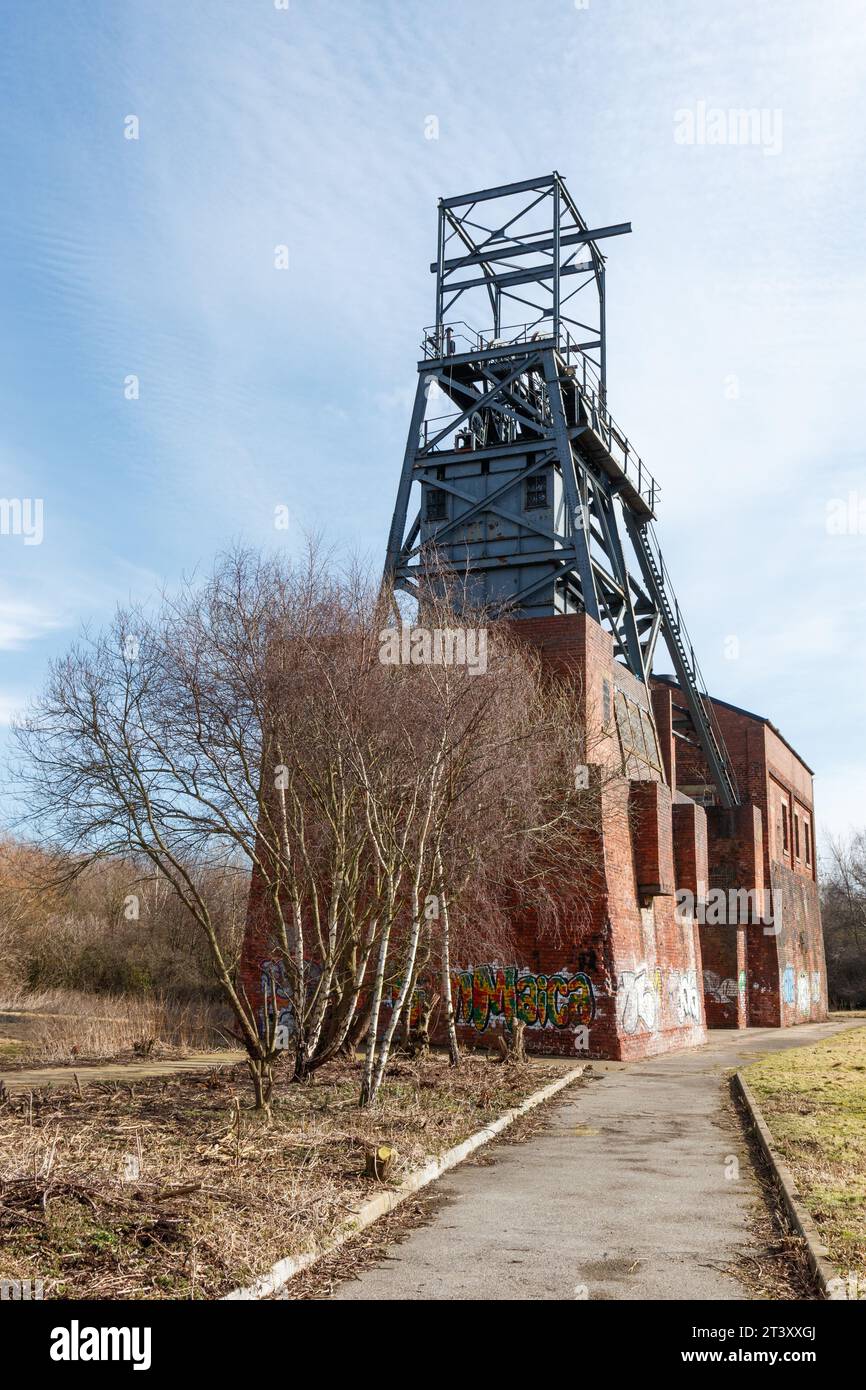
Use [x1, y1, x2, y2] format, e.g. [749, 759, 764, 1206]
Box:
[223, 1062, 586, 1300]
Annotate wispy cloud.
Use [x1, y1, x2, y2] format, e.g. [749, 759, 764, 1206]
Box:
[0, 0, 864, 835]
[0, 597, 63, 651]
[0, 692, 28, 728]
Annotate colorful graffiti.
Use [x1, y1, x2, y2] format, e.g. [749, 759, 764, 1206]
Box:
[781, 964, 818, 1016]
[452, 965, 595, 1033]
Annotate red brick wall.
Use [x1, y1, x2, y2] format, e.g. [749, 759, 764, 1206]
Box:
[516, 621, 705, 1059]
[241, 621, 827, 1058]
[652, 681, 827, 1028]
[630, 780, 676, 899]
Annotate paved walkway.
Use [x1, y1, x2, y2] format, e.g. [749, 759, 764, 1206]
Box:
[332, 1021, 853, 1301]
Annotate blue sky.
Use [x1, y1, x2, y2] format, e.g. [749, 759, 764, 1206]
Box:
[0, 0, 864, 841]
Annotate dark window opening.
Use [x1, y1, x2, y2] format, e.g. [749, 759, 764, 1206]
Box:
[794, 813, 801, 859]
[804, 820, 811, 867]
[426, 487, 447, 522]
[525, 474, 548, 510]
[781, 802, 789, 854]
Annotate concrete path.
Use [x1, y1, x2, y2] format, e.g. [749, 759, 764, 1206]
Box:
[0, 1050, 246, 1091]
[331, 1021, 853, 1301]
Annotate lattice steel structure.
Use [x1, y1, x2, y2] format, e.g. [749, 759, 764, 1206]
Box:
[383, 174, 739, 808]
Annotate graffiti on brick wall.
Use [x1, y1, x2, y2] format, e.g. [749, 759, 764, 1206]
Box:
[703, 971, 738, 1004]
[452, 965, 595, 1033]
[618, 965, 701, 1034]
[781, 963, 817, 1015]
[260, 957, 295, 1038]
[379, 980, 428, 1027]
[258, 957, 323, 1039]
[617, 966, 661, 1034]
[703, 970, 746, 1006]
[672, 969, 701, 1025]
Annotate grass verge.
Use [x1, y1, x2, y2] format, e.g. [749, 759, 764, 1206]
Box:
[744, 1025, 866, 1281]
[0, 1051, 574, 1300]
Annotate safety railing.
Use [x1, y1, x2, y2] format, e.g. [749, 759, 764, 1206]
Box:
[419, 319, 660, 513]
[641, 524, 738, 801]
[421, 320, 556, 360]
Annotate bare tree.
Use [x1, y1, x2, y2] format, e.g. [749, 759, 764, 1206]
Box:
[12, 544, 612, 1109]
[352, 573, 614, 1105]
[12, 547, 333, 1106]
[821, 832, 866, 1008]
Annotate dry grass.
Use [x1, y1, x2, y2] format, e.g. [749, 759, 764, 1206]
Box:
[0, 1051, 573, 1300]
[724, 1086, 819, 1301]
[745, 1025, 866, 1281]
[0, 989, 230, 1065]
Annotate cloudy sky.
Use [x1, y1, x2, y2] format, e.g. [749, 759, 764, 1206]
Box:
[0, 0, 864, 841]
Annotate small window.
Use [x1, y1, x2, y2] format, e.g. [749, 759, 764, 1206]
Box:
[794, 813, 801, 859]
[425, 487, 447, 522]
[781, 803, 789, 854]
[602, 679, 612, 726]
[525, 474, 548, 510]
[804, 820, 811, 867]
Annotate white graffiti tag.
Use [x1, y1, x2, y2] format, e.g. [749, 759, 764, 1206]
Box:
[702, 970, 737, 1003]
[672, 969, 701, 1025]
[617, 967, 660, 1035]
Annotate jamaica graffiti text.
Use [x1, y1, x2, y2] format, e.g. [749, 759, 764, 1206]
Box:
[452, 965, 595, 1033]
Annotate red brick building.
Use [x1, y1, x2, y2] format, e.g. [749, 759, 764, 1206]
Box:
[242, 611, 827, 1065]
[344, 173, 829, 1062]
[437, 613, 827, 1061]
[653, 673, 827, 1032]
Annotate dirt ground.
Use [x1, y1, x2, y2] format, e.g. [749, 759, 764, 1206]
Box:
[0, 1051, 575, 1300]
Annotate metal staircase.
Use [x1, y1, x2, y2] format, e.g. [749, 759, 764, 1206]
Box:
[626, 519, 740, 808]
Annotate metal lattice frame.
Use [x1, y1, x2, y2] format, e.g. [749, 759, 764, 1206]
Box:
[383, 174, 739, 809]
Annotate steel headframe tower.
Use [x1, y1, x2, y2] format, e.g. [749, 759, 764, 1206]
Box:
[383, 173, 739, 809]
